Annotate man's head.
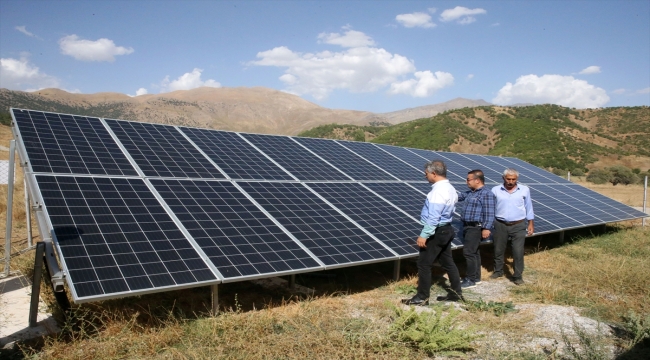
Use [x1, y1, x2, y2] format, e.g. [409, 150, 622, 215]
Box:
[502, 168, 519, 190]
[466, 169, 485, 190]
[424, 160, 447, 183]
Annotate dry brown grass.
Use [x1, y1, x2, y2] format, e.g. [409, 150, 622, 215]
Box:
[513, 225, 650, 322]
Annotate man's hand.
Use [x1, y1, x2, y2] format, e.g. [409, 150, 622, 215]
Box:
[481, 229, 491, 239]
[526, 223, 534, 236]
[417, 236, 427, 248]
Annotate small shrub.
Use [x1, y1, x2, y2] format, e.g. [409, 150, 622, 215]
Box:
[571, 168, 585, 177]
[464, 298, 518, 317]
[620, 311, 650, 347]
[389, 304, 479, 356]
[586, 168, 611, 184]
[608, 165, 639, 185]
[394, 283, 417, 296]
[561, 320, 610, 360]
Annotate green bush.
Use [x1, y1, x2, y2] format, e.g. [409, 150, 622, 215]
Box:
[389, 304, 479, 356]
[586, 168, 611, 184]
[608, 165, 639, 186]
[571, 168, 585, 177]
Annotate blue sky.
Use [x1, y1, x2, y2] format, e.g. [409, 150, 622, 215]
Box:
[1, 0, 649, 112]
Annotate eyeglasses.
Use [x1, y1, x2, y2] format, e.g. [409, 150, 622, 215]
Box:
[466, 178, 476, 182]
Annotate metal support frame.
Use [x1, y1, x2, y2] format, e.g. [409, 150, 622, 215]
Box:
[558, 231, 565, 245]
[3, 140, 16, 278]
[211, 284, 219, 314]
[29, 242, 45, 327]
[393, 259, 401, 281]
[29, 241, 70, 327]
[288, 274, 296, 290]
[25, 179, 33, 247]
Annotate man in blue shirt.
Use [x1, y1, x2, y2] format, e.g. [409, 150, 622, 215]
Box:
[404, 160, 462, 305]
[457, 169, 496, 289]
[490, 168, 534, 285]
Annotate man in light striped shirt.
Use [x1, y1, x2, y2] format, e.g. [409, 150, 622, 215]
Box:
[404, 160, 462, 305]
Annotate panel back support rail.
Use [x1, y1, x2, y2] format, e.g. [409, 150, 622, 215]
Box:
[29, 240, 71, 327]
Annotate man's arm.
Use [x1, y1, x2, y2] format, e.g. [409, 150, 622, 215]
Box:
[481, 190, 496, 239]
[525, 187, 534, 235]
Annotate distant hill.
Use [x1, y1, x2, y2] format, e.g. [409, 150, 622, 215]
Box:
[299, 105, 650, 172]
[0, 88, 489, 135]
[361, 97, 491, 124]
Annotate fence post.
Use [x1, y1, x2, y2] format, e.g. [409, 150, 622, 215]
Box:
[643, 176, 647, 228]
[567, 171, 571, 181]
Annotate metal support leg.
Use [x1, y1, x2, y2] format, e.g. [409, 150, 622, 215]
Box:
[211, 284, 219, 315]
[25, 179, 33, 248]
[4, 140, 16, 277]
[29, 242, 45, 327]
[393, 259, 401, 281]
[289, 274, 296, 290]
[558, 231, 565, 245]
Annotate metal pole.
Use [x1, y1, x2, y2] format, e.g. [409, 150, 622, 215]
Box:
[567, 171, 571, 182]
[29, 242, 45, 327]
[289, 274, 296, 290]
[4, 140, 16, 277]
[643, 176, 647, 228]
[211, 284, 219, 315]
[25, 178, 33, 248]
[558, 231, 565, 245]
[393, 259, 401, 281]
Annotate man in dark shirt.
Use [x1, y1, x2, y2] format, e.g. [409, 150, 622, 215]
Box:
[457, 169, 496, 289]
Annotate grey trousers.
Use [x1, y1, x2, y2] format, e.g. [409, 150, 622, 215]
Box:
[492, 220, 526, 279]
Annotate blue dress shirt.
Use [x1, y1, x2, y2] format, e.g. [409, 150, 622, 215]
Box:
[491, 184, 534, 222]
[420, 179, 458, 238]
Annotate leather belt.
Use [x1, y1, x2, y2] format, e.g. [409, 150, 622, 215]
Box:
[497, 219, 525, 226]
[462, 221, 481, 227]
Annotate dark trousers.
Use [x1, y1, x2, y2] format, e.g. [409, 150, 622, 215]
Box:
[462, 225, 481, 283]
[416, 224, 461, 299]
[493, 220, 526, 279]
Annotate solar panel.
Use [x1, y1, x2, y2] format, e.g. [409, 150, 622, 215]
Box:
[336, 140, 423, 181]
[237, 181, 397, 266]
[150, 179, 322, 280]
[105, 119, 226, 179]
[10, 107, 647, 304]
[35, 175, 217, 302]
[294, 137, 397, 181]
[12, 109, 137, 176]
[180, 127, 294, 180]
[240, 133, 350, 181]
[306, 182, 419, 256]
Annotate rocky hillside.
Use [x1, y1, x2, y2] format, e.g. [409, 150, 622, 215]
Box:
[0, 88, 489, 135]
[299, 105, 650, 172]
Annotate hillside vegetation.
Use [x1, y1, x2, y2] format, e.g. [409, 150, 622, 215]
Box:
[298, 104, 650, 173]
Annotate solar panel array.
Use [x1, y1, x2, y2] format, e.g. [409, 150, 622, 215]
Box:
[11, 108, 647, 303]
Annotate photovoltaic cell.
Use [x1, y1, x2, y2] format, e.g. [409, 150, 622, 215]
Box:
[36, 175, 216, 301]
[471, 155, 537, 184]
[237, 181, 397, 265]
[105, 119, 225, 178]
[12, 109, 137, 176]
[530, 184, 620, 223]
[336, 141, 423, 181]
[527, 186, 601, 227]
[293, 137, 397, 181]
[150, 179, 321, 279]
[180, 127, 293, 180]
[240, 133, 350, 181]
[498, 156, 569, 184]
[565, 185, 648, 219]
[306, 182, 419, 256]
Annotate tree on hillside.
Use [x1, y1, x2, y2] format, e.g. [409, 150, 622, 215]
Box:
[608, 165, 639, 186]
[586, 168, 611, 184]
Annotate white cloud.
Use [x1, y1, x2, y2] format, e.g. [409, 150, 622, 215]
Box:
[440, 6, 487, 24]
[493, 74, 610, 108]
[466, 74, 474, 81]
[160, 68, 221, 92]
[637, 87, 650, 94]
[579, 65, 601, 74]
[15, 26, 41, 39]
[389, 71, 454, 97]
[250, 45, 418, 100]
[491, 22, 500, 27]
[612, 88, 626, 94]
[136, 88, 148, 96]
[428, 8, 437, 14]
[396, 12, 436, 28]
[0, 56, 61, 90]
[318, 28, 376, 47]
[59, 35, 134, 62]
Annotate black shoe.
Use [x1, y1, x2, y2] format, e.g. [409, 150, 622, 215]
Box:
[489, 272, 503, 279]
[403, 295, 429, 306]
[436, 294, 464, 302]
[513, 278, 525, 285]
[460, 278, 476, 289]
